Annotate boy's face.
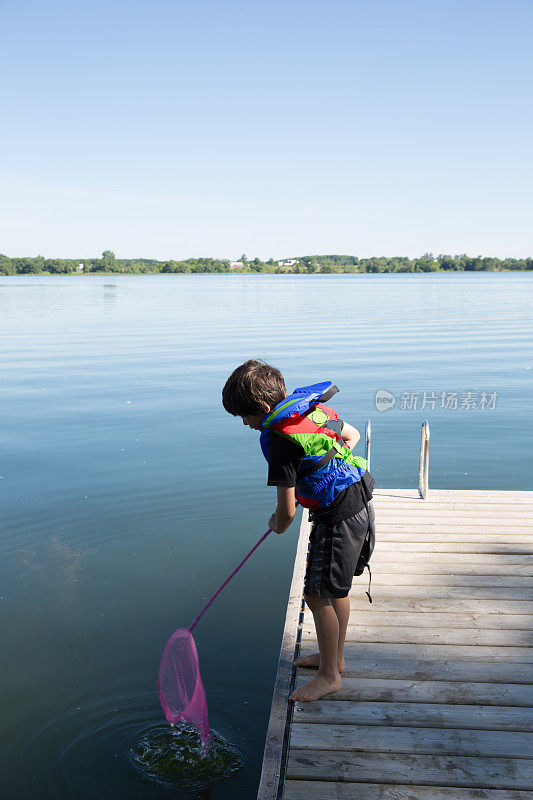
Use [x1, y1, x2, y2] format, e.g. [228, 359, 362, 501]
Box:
[241, 412, 267, 431]
[241, 405, 270, 430]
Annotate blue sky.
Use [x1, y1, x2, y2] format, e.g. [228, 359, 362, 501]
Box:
[1, 0, 532, 260]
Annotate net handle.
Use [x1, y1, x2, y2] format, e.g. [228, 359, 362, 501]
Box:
[188, 502, 300, 632]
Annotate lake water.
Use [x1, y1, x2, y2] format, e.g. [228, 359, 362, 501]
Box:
[1, 273, 532, 799]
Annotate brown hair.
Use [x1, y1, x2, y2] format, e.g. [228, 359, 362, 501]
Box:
[222, 359, 287, 416]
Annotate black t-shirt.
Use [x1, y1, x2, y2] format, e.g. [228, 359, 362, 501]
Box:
[266, 425, 375, 524]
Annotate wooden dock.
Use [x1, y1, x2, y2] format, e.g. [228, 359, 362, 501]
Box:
[258, 489, 533, 799]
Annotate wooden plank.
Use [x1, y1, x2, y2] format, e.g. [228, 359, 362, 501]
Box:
[379, 519, 533, 526]
[291, 722, 533, 760]
[372, 564, 533, 583]
[380, 520, 533, 527]
[373, 510, 533, 519]
[348, 586, 533, 601]
[372, 500, 533, 506]
[366, 564, 533, 575]
[302, 609, 533, 629]
[375, 506, 533, 512]
[372, 490, 429, 498]
[376, 524, 533, 536]
[372, 553, 533, 564]
[375, 522, 533, 528]
[296, 653, 533, 682]
[367, 613, 533, 630]
[377, 534, 533, 543]
[431, 491, 533, 497]
[350, 574, 533, 586]
[256, 509, 309, 800]
[374, 489, 533, 499]
[374, 510, 533, 522]
[376, 514, 533, 521]
[380, 521, 533, 527]
[372, 498, 533, 506]
[376, 525, 533, 533]
[286, 749, 533, 789]
[382, 529, 532, 536]
[378, 500, 533, 506]
[291, 700, 533, 731]
[373, 508, 533, 516]
[377, 488, 533, 493]
[293, 676, 533, 706]
[380, 526, 533, 533]
[375, 488, 533, 494]
[348, 587, 533, 615]
[374, 541, 533, 551]
[375, 502, 533, 510]
[290, 723, 533, 758]
[284, 780, 533, 799]
[299, 640, 533, 662]
[302, 624, 533, 647]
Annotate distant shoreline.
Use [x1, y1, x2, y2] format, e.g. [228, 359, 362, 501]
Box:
[2, 270, 532, 277]
[1, 252, 531, 275]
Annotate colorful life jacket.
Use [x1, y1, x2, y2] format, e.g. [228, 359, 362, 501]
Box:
[260, 381, 368, 510]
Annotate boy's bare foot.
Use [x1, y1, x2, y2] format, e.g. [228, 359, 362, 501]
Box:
[293, 652, 345, 672]
[289, 672, 342, 702]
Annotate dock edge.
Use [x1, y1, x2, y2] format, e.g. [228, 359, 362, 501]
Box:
[256, 508, 311, 800]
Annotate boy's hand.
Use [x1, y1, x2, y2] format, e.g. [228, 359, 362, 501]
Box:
[268, 512, 283, 534]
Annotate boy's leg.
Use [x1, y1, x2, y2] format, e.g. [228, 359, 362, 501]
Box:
[289, 592, 342, 702]
[293, 594, 350, 671]
[332, 594, 350, 668]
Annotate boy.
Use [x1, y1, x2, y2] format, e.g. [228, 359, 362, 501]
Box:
[222, 359, 375, 702]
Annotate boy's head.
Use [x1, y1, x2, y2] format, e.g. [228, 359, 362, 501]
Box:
[222, 359, 287, 429]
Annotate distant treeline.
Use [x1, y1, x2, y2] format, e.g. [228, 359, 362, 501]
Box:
[1, 251, 532, 275]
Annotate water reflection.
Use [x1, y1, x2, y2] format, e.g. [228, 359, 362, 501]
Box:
[20, 534, 96, 591]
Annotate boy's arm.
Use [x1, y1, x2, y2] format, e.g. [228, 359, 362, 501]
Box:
[341, 421, 360, 451]
[269, 486, 296, 534]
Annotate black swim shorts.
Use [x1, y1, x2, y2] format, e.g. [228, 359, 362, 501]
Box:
[303, 501, 376, 599]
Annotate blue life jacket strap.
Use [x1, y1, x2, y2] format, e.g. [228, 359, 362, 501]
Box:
[364, 562, 373, 604]
[360, 478, 373, 604]
[298, 445, 338, 478]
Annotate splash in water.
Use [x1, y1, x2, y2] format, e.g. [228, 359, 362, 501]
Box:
[130, 722, 243, 790]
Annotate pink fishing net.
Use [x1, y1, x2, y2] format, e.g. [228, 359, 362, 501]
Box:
[157, 517, 294, 757]
[158, 628, 211, 754]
